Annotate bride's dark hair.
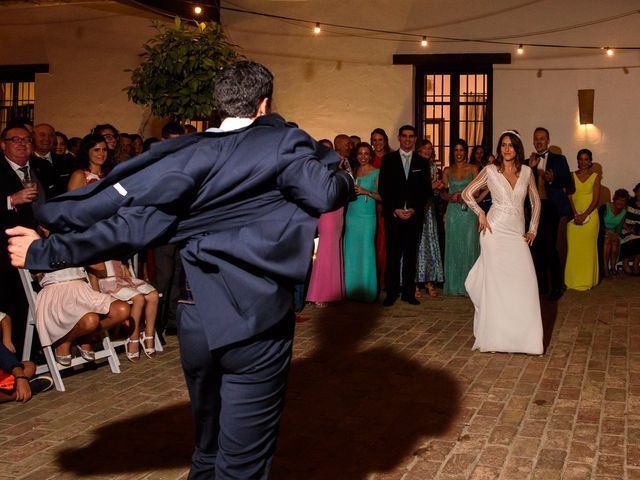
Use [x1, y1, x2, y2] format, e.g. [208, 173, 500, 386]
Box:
[494, 130, 525, 174]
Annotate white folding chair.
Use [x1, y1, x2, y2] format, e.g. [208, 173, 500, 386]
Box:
[19, 269, 121, 392]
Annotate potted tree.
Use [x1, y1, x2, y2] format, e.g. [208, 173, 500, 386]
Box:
[126, 17, 238, 122]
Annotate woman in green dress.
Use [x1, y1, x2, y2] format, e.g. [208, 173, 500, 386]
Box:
[565, 149, 601, 289]
[442, 139, 480, 296]
[343, 142, 380, 302]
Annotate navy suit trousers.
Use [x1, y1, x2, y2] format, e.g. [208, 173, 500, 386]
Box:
[178, 304, 295, 480]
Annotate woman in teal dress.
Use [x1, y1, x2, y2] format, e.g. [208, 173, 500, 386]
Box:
[442, 139, 480, 295]
[343, 142, 380, 302]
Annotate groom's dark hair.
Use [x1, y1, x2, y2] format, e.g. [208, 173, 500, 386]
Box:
[215, 61, 273, 119]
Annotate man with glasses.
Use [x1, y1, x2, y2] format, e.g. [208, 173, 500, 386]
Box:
[378, 125, 431, 306]
[0, 125, 55, 353]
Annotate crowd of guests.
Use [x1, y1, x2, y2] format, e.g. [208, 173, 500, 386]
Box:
[1, 116, 639, 399]
[304, 125, 640, 308]
[0, 119, 201, 398]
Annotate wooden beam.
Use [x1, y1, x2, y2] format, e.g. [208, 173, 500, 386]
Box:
[393, 53, 511, 67]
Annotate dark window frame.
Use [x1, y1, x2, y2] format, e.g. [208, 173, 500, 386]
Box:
[0, 64, 47, 132]
[393, 54, 510, 167]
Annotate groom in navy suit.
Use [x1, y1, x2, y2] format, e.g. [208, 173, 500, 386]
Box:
[7, 61, 353, 479]
[378, 125, 430, 306]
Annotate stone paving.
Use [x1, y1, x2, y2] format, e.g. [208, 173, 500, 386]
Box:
[0, 274, 639, 479]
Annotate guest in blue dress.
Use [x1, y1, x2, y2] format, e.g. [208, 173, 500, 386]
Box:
[415, 139, 444, 297]
[343, 143, 380, 302]
[442, 139, 480, 296]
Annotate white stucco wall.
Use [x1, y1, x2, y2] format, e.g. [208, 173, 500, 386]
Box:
[0, 1, 638, 192]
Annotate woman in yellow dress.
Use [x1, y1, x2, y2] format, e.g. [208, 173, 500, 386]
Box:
[565, 149, 601, 290]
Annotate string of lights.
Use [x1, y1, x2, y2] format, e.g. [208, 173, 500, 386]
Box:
[217, 4, 640, 55]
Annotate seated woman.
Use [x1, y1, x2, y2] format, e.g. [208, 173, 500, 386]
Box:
[35, 268, 130, 366]
[599, 189, 629, 277]
[88, 260, 159, 361]
[67, 133, 108, 191]
[621, 182, 640, 275]
[0, 310, 16, 354]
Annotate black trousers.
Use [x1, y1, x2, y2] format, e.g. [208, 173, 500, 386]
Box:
[178, 305, 295, 480]
[384, 214, 421, 299]
[152, 244, 182, 333]
[530, 200, 564, 294]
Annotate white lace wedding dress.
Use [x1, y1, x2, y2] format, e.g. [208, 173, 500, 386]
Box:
[462, 164, 543, 354]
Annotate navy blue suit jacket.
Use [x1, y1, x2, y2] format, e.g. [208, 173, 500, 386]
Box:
[24, 114, 353, 350]
[529, 151, 571, 217]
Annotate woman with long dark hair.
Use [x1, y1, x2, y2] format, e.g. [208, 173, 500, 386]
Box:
[462, 130, 542, 354]
[441, 138, 479, 295]
[343, 142, 380, 302]
[370, 128, 392, 291]
[67, 134, 109, 191]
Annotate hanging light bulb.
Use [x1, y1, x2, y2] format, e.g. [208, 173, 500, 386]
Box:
[421, 36, 428, 47]
[313, 22, 321, 34]
[194, 5, 202, 15]
[517, 44, 524, 55]
[606, 47, 614, 56]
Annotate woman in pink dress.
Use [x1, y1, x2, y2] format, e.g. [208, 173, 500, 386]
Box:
[306, 156, 350, 307]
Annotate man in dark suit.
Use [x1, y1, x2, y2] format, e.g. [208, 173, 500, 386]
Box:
[528, 127, 572, 300]
[378, 125, 431, 306]
[7, 61, 353, 479]
[1, 125, 56, 353]
[32, 123, 75, 196]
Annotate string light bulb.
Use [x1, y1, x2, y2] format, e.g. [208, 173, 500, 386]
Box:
[517, 44, 524, 55]
[194, 5, 202, 15]
[313, 22, 321, 34]
[421, 36, 428, 47]
[605, 47, 614, 56]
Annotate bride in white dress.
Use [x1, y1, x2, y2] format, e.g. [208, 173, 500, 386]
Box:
[462, 130, 543, 354]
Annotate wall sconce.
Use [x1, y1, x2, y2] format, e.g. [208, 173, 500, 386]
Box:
[578, 89, 594, 125]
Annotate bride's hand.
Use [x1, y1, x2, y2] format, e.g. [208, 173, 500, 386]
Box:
[478, 213, 492, 234]
[524, 232, 536, 245]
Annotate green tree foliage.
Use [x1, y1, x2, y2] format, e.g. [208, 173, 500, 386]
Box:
[126, 17, 238, 120]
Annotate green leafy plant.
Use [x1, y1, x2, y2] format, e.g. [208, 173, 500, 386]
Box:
[126, 17, 238, 120]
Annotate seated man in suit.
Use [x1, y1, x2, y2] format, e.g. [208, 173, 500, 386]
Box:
[1, 125, 56, 354]
[32, 123, 75, 196]
[378, 125, 431, 306]
[7, 60, 353, 479]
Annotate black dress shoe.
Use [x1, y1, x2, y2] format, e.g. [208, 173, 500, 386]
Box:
[401, 296, 420, 305]
[383, 295, 397, 307]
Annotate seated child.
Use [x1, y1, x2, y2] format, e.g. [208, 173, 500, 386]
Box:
[0, 312, 54, 402]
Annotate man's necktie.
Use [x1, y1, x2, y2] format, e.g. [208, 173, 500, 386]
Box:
[19, 166, 31, 183]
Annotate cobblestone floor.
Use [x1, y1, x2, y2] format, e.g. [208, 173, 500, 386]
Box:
[1, 274, 639, 479]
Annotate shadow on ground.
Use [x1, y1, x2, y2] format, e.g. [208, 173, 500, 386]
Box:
[271, 303, 461, 479]
[55, 302, 460, 478]
[57, 402, 194, 474]
[541, 297, 559, 352]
